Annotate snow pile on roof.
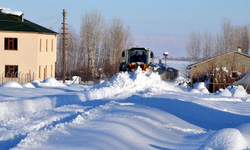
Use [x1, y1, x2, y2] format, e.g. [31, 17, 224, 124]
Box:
[0, 7, 23, 16]
[32, 78, 67, 87]
[1, 81, 23, 88]
[0, 7, 10, 11]
[199, 128, 248, 150]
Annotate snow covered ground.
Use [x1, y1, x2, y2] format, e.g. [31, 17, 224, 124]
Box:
[1, 68, 250, 150]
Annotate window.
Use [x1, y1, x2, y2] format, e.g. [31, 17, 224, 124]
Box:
[46, 39, 48, 52]
[51, 39, 53, 51]
[5, 38, 18, 50]
[39, 65, 41, 78]
[51, 65, 53, 77]
[5, 65, 18, 77]
[40, 39, 42, 52]
[45, 65, 47, 78]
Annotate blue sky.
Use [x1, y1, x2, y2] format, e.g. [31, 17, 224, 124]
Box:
[1, 0, 250, 56]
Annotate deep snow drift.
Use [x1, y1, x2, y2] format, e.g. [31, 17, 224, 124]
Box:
[0, 68, 250, 149]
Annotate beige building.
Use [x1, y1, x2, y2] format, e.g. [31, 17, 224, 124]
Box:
[0, 8, 57, 82]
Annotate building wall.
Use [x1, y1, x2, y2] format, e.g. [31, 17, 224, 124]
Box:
[36, 33, 57, 81]
[0, 31, 57, 82]
[191, 53, 250, 77]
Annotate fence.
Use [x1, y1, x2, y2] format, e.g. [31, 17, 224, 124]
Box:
[0, 72, 34, 84]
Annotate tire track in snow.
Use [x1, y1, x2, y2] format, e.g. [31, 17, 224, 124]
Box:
[5, 98, 110, 149]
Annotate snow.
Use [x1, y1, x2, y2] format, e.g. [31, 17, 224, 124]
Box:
[216, 85, 250, 100]
[2, 81, 23, 88]
[0, 66, 250, 149]
[199, 128, 248, 150]
[32, 78, 67, 87]
[22, 83, 36, 88]
[0, 7, 23, 16]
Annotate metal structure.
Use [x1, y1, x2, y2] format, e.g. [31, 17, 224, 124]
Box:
[0, 71, 34, 84]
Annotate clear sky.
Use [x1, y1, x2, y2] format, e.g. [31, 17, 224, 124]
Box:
[1, 0, 250, 56]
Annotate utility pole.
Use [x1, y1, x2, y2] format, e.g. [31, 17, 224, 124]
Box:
[62, 9, 67, 83]
[163, 52, 169, 80]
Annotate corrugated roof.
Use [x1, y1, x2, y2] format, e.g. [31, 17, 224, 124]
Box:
[0, 12, 57, 34]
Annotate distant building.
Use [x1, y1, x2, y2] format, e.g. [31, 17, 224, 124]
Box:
[154, 61, 179, 81]
[0, 8, 57, 83]
[187, 51, 250, 92]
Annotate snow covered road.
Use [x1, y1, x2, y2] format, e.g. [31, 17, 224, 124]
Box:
[1, 70, 250, 149]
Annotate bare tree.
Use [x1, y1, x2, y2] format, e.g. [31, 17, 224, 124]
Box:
[202, 29, 214, 60]
[185, 30, 202, 62]
[56, 28, 63, 78]
[187, 18, 250, 62]
[99, 17, 134, 77]
[80, 10, 105, 78]
[221, 18, 233, 53]
[66, 25, 79, 76]
[214, 32, 224, 56]
[220, 18, 249, 54]
[56, 10, 134, 82]
[241, 25, 250, 54]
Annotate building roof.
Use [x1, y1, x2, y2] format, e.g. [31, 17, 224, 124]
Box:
[187, 51, 250, 69]
[0, 12, 57, 34]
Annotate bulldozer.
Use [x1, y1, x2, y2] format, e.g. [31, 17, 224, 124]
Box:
[119, 47, 154, 72]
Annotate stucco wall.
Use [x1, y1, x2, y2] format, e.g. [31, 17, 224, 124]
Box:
[0, 31, 57, 81]
[36, 33, 57, 81]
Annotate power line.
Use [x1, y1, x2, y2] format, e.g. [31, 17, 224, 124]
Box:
[50, 15, 63, 28]
[32, 13, 61, 22]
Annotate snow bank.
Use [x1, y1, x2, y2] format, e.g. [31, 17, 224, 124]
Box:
[32, 78, 67, 87]
[199, 128, 248, 150]
[172, 76, 189, 85]
[216, 85, 249, 99]
[0, 97, 56, 121]
[85, 68, 177, 100]
[2, 81, 23, 88]
[22, 83, 36, 88]
[229, 85, 248, 98]
[191, 82, 209, 94]
[236, 123, 250, 146]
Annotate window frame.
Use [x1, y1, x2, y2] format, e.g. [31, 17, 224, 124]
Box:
[4, 38, 18, 50]
[5, 65, 18, 78]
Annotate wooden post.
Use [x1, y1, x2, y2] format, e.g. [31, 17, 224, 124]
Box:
[190, 67, 194, 87]
[62, 9, 67, 83]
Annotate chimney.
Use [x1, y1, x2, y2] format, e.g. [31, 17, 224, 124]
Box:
[21, 14, 24, 22]
[237, 46, 242, 52]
